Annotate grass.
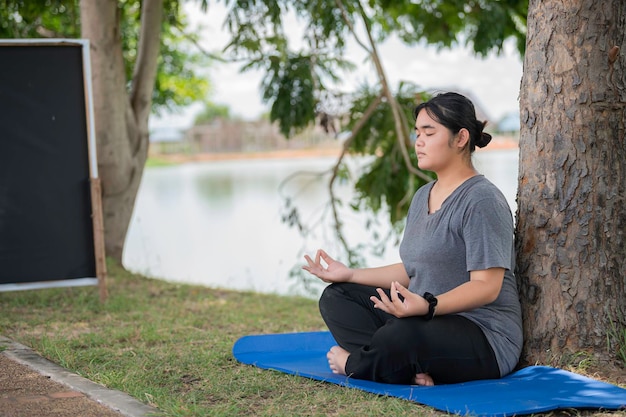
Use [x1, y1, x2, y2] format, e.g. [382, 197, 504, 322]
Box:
[0, 260, 624, 417]
[608, 312, 626, 366]
[0, 260, 438, 416]
[145, 156, 179, 167]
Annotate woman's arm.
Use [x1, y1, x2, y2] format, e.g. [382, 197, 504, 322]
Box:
[434, 267, 505, 315]
[303, 249, 410, 288]
[371, 267, 505, 318]
[351, 262, 410, 288]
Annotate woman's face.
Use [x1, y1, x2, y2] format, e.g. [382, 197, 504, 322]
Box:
[414, 109, 459, 173]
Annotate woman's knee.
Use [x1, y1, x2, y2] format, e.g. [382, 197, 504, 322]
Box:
[319, 282, 371, 311]
[318, 283, 348, 320]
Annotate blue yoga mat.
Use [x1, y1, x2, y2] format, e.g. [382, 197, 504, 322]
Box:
[233, 331, 626, 417]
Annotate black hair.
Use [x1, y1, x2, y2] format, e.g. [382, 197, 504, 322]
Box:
[413, 92, 492, 152]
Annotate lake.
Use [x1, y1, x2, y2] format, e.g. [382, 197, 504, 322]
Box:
[123, 149, 519, 298]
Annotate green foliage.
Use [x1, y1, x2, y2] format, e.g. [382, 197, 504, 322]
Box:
[223, 0, 357, 137]
[347, 83, 434, 225]
[263, 54, 317, 137]
[221, 0, 528, 137]
[222, 0, 289, 60]
[145, 156, 179, 168]
[0, 0, 80, 38]
[194, 101, 232, 124]
[1, 0, 209, 115]
[157, 3, 212, 113]
[118, 0, 211, 114]
[378, 0, 528, 55]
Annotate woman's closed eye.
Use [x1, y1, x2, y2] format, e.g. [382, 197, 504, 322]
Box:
[415, 133, 433, 140]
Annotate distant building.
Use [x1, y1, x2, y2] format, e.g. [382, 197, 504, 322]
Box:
[497, 112, 521, 133]
[149, 127, 187, 154]
[185, 118, 336, 154]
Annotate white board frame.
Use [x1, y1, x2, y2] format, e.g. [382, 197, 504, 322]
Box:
[0, 39, 107, 300]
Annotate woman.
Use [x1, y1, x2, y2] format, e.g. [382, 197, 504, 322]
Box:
[303, 92, 522, 386]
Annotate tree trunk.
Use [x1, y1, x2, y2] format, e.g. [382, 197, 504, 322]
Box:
[80, 0, 163, 261]
[516, 0, 626, 366]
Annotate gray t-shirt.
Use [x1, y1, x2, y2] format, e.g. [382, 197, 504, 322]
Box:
[399, 175, 523, 376]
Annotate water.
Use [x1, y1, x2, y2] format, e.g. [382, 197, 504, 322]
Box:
[123, 149, 519, 298]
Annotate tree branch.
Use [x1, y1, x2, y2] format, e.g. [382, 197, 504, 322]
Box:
[171, 23, 228, 62]
[340, 0, 430, 182]
[130, 0, 163, 133]
[328, 93, 384, 262]
[334, 0, 371, 54]
[35, 25, 66, 38]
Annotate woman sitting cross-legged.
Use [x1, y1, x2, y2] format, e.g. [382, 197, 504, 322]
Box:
[303, 92, 523, 386]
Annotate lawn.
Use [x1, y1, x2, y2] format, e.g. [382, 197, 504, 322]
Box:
[0, 260, 440, 416]
[0, 259, 623, 416]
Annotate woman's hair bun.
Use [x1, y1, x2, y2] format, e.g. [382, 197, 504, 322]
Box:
[474, 120, 492, 149]
[476, 131, 492, 148]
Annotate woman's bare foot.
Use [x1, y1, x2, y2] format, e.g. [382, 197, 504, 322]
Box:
[327, 346, 350, 375]
[413, 373, 434, 386]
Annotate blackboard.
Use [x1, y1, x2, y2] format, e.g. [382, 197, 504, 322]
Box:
[0, 40, 106, 298]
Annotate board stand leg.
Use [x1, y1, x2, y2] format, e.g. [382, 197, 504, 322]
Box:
[90, 177, 108, 302]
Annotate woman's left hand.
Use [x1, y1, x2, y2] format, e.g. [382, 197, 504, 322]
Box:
[370, 281, 428, 318]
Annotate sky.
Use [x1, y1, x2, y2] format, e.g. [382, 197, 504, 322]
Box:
[151, 3, 524, 130]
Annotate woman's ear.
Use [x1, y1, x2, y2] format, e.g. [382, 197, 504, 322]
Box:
[456, 128, 470, 149]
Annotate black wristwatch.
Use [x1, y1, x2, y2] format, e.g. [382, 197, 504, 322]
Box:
[423, 292, 438, 320]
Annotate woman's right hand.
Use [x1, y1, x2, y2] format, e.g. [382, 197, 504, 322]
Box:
[302, 249, 353, 283]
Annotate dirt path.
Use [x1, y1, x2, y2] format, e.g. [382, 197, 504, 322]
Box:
[0, 355, 124, 417]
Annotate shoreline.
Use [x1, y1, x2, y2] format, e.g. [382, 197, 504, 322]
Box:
[150, 137, 519, 164]
[151, 146, 345, 164]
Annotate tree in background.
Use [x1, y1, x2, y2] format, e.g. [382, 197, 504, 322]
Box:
[1, 0, 209, 261]
[194, 101, 232, 124]
[516, 0, 626, 367]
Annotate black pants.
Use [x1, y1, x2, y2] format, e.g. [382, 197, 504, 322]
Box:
[319, 282, 500, 385]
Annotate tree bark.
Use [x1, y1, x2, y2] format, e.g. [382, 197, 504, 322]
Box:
[517, 0, 626, 366]
[80, 0, 163, 261]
